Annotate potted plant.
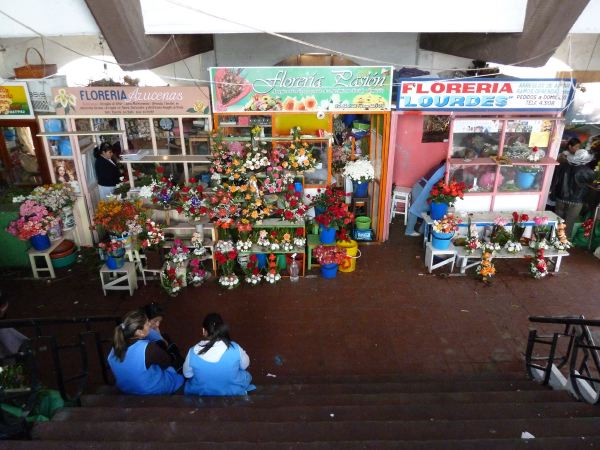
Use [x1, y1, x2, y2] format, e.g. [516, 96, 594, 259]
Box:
[427, 179, 466, 220]
[431, 214, 461, 250]
[343, 158, 375, 197]
[99, 238, 126, 269]
[6, 200, 60, 251]
[313, 245, 348, 279]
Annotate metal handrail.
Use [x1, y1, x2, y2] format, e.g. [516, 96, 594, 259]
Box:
[0, 315, 119, 403]
[527, 315, 600, 404]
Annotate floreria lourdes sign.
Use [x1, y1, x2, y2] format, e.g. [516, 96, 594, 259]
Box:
[51, 86, 211, 115]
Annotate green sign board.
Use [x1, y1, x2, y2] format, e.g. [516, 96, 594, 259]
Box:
[209, 66, 393, 113]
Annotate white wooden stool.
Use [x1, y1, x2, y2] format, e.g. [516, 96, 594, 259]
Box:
[99, 261, 138, 296]
[390, 186, 411, 225]
[424, 242, 456, 273]
[28, 238, 64, 279]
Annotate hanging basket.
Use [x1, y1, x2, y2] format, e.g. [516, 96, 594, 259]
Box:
[14, 48, 57, 79]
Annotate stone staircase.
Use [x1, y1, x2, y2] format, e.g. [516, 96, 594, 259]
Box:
[4, 373, 600, 449]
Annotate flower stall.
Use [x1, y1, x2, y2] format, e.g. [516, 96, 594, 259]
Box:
[385, 78, 574, 240]
[209, 66, 393, 242]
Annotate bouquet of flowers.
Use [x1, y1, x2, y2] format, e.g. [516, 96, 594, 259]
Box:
[98, 238, 125, 257]
[279, 140, 317, 172]
[342, 158, 375, 183]
[235, 222, 253, 252]
[177, 177, 207, 221]
[530, 248, 548, 279]
[313, 245, 348, 266]
[138, 219, 165, 249]
[533, 215, 551, 242]
[583, 218, 594, 238]
[207, 188, 239, 230]
[190, 232, 207, 256]
[7, 200, 59, 240]
[280, 231, 294, 252]
[243, 142, 271, 172]
[215, 241, 239, 289]
[476, 252, 496, 283]
[266, 229, 281, 252]
[511, 211, 529, 241]
[161, 261, 186, 296]
[187, 258, 209, 287]
[292, 228, 306, 248]
[428, 179, 466, 205]
[278, 185, 308, 222]
[482, 242, 502, 253]
[504, 240, 523, 253]
[332, 145, 350, 172]
[93, 199, 144, 235]
[167, 239, 190, 264]
[431, 214, 461, 234]
[260, 166, 295, 194]
[243, 254, 262, 286]
[465, 235, 482, 254]
[29, 184, 75, 212]
[264, 254, 281, 284]
[150, 166, 180, 208]
[255, 229, 270, 248]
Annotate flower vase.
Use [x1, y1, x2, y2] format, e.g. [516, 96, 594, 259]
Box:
[430, 202, 449, 220]
[431, 231, 454, 250]
[353, 181, 369, 197]
[60, 206, 76, 230]
[320, 263, 338, 279]
[30, 234, 51, 251]
[319, 226, 336, 244]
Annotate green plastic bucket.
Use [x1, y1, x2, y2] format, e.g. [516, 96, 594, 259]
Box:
[355, 216, 371, 230]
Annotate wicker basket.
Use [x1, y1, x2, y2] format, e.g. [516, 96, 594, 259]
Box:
[14, 48, 57, 79]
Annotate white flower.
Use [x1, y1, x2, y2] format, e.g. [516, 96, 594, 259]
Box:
[12, 195, 27, 203]
[293, 237, 306, 247]
[138, 185, 153, 199]
[504, 241, 523, 253]
[343, 159, 375, 182]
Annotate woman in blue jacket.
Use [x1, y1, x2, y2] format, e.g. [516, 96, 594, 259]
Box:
[183, 313, 255, 396]
[108, 310, 184, 395]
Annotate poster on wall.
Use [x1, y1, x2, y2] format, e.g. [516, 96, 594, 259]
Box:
[396, 78, 574, 112]
[209, 66, 393, 113]
[51, 87, 211, 116]
[0, 82, 35, 119]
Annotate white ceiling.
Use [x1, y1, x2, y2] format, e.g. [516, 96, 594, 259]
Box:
[139, 0, 528, 34]
[570, 0, 600, 33]
[0, 0, 98, 37]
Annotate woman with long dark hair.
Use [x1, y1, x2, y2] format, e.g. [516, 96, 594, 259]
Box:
[183, 313, 255, 396]
[108, 310, 184, 395]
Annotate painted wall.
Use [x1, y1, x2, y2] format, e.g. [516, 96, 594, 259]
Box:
[392, 114, 448, 188]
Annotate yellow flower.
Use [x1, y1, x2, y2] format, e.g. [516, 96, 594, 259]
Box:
[192, 101, 205, 112]
[251, 211, 258, 219]
[283, 233, 291, 241]
[255, 199, 262, 206]
[54, 88, 76, 109]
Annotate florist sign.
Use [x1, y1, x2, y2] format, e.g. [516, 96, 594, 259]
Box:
[0, 82, 34, 119]
[51, 87, 211, 115]
[396, 78, 573, 112]
[209, 66, 393, 113]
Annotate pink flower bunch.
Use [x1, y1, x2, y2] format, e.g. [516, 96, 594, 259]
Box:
[7, 200, 58, 240]
[533, 216, 549, 226]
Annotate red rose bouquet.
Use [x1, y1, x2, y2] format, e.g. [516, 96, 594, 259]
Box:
[428, 179, 465, 205]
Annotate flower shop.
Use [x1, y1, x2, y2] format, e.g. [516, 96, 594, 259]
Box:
[386, 77, 580, 280]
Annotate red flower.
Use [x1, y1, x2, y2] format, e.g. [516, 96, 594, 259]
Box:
[156, 166, 165, 174]
[228, 250, 237, 260]
[189, 177, 197, 183]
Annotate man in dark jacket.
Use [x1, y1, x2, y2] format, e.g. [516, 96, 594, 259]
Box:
[552, 148, 595, 236]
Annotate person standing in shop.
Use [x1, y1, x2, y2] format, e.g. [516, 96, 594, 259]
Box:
[94, 142, 121, 200]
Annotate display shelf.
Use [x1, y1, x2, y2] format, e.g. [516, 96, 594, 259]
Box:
[38, 130, 125, 137]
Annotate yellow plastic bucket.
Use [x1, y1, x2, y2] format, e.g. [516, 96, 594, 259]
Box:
[336, 239, 360, 273]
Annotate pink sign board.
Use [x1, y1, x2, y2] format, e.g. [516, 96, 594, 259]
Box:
[51, 86, 211, 115]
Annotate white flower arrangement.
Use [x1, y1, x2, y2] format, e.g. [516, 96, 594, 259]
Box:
[281, 241, 294, 252]
[264, 272, 281, 284]
[218, 274, 240, 289]
[236, 240, 253, 252]
[529, 240, 549, 250]
[138, 185, 154, 199]
[343, 158, 375, 182]
[504, 240, 523, 254]
[244, 152, 270, 171]
[256, 230, 270, 247]
[12, 195, 27, 203]
[482, 242, 501, 253]
[551, 238, 572, 251]
[268, 242, 280, 252]
[245, 273, 262, 285]
[215, 240, 235, 253]
[293, 237, 306, 248]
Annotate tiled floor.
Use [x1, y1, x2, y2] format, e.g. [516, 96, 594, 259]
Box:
[2, 222, 600, 384]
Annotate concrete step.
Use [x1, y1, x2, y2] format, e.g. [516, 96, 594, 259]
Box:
[4, 437, 600, 449]
[94, 379, 545, 396]
[53, 401, 599, 423]
[31, 417, 600, 442]
[80, 389, 573, 408]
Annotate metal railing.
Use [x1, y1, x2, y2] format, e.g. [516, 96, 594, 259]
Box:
[527, 315, 600, 403]
[0, 315, 119, 404]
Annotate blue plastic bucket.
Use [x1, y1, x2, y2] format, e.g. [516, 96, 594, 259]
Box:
[430, 202, 448, 220]
[431, 232, 454, 250]
[256, 253, 267, 269]
[314, 206, 326, 217]
[294, 181, 303, 193]
[30, 234, 51, 251]
[320, 263, 338, 279]
[516, 171, 535, 190]
[106, 249, 126, 270]
[353, 181, 369, 197]
[319, 226, 336, 244]
[58, 138, 72, 156]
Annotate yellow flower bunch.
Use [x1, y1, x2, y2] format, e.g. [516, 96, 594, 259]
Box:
[281, 140, 317, 172]
[476, 252, 496, 283]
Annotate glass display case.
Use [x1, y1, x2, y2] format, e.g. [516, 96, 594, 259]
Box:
[446, 117, 562, 212]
